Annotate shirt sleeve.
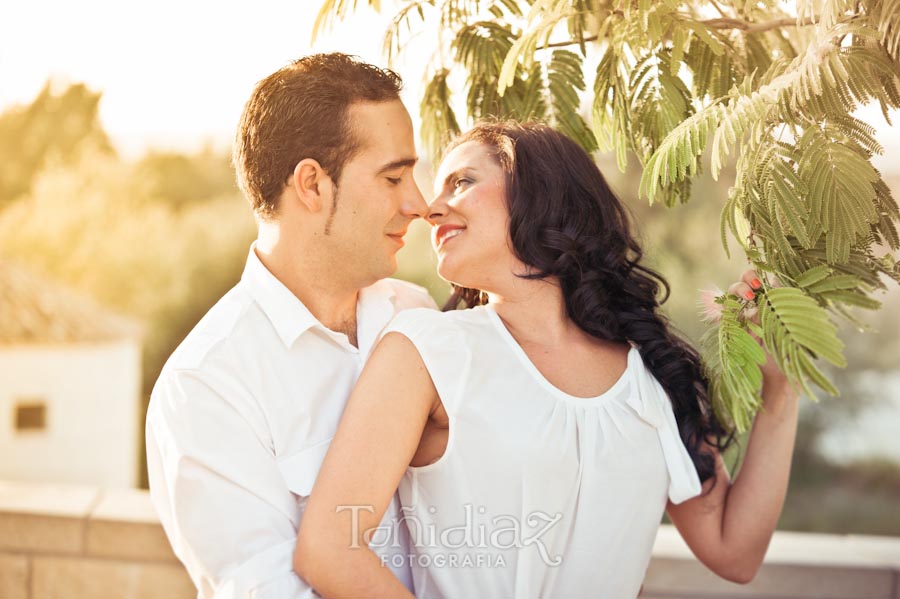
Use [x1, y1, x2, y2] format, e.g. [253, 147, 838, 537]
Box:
[381, 308, 472, 417]
[146, 367, 319, 599]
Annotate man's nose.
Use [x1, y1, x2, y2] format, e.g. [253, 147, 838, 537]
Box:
[401, 181, 428, 219]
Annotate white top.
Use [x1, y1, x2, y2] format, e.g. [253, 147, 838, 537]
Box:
[383, 305, 702, 599]
[146, 244, 436, 599]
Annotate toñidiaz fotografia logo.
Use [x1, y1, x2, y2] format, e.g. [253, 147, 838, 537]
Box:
[336, 503, 565, 568]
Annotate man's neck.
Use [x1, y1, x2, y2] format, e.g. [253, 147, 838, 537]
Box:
[254, 239, 362, 346]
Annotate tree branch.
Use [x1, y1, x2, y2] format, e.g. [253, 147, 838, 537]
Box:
[540, 15, 820, 49]
[703, 16, 819, 33]
[544, 37, 599, 49]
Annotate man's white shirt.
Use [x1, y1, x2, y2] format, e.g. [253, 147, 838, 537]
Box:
[146, 244, 437, 598]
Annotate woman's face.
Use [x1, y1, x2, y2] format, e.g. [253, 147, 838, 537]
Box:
[427, 141, 519, 290]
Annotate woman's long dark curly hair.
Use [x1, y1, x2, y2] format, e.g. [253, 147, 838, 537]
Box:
[443, 121, 736, 489]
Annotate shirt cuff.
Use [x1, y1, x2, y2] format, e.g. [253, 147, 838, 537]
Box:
[213, 539, 319, 599]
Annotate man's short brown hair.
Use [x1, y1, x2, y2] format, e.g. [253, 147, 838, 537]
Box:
[233, 53, 403, 219]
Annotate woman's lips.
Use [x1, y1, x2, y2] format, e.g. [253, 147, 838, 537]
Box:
[434, 225, 465, 249]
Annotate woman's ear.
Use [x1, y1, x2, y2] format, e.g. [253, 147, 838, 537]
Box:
[290, 158, 333, 214]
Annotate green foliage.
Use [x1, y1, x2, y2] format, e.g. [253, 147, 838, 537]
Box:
[316, 0, 900, 431]
[757, 287, 846, 394]
[313, 0, 383, 43]
[0, 89, 255, 406]
[420, 70, 461, 162]
[0, 148, 254, 344]
[700, 296, 766, 432]
[0, 82, 113, 206]
[134, 149, 238, 211]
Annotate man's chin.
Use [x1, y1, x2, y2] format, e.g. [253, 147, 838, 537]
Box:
[369, 257, 398, 284]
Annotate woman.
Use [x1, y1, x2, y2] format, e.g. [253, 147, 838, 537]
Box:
[294, 121, 799, 598]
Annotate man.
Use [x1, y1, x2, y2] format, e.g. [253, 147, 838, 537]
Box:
[146, 53, 435, 598]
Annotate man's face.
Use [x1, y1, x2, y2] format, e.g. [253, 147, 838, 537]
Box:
[324, 100, 426, 285]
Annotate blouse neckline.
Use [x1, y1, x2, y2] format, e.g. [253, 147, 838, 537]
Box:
[483, 303, 635, 405]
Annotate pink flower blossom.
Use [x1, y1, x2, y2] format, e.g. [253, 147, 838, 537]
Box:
[698, 286, 725, 323]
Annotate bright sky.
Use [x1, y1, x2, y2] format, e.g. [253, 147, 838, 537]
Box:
[2, 0, 899, 171]
[0, 0, 426, 157]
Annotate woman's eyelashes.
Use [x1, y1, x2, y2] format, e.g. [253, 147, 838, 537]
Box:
[453, 176, 472, 191]
[386, 176, 402, 185]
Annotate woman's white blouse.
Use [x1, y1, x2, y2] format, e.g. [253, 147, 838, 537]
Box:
[381, 305, 702, 599]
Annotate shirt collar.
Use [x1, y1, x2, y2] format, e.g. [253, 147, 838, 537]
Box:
[356, 278, 400, 357]
[240, 243, 398, 351]
[241, 243, 319, 348]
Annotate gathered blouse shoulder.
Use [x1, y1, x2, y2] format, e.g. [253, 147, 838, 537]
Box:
[381, 304, 702, 599]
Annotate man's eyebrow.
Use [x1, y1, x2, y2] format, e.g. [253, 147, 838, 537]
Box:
[376, 157, 418, 175]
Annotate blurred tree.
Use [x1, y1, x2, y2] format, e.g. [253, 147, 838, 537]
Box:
[0, 82, 113, 207]
[134, 148, 239, 210]
[0, 140, 254, 487]
[316, 0, 900, 432]
[0, 147, 254, 374]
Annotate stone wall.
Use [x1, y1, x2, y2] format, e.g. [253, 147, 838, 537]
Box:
[2, 479, 899, 598]
[0, 481, 193, 599]
[643, 525, 900, 598]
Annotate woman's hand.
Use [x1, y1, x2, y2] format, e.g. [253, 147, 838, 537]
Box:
[669, 269, 802, 584]
[724, 269, 795, 400]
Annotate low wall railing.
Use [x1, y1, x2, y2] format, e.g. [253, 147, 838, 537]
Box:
[2, 480, 898, 599]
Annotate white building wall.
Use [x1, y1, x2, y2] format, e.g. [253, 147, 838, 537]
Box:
[0, 341, 142, 487]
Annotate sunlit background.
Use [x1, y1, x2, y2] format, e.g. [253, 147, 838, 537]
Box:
[1, 0, 899, 545]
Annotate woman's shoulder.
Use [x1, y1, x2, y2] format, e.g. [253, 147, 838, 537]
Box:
[384, 305, 489, 340]
[389, 305, 487, 326]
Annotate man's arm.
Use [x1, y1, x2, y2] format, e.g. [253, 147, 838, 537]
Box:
[147, 368, 316, 599]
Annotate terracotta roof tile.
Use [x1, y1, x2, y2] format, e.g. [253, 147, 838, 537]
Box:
[0, 261, 141, 345]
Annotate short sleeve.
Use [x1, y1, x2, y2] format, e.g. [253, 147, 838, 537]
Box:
[381, 308, 472, 416]
[626, 350, 703, 505]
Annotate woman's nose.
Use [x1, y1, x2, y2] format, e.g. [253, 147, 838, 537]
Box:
[425, 195, 448, 225]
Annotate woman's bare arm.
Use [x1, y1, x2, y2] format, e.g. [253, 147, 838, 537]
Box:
[666, 269, 800, 584]
[665, 380, 798, 584]
[293, 332, 439, 598]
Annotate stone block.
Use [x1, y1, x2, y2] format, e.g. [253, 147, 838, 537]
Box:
[0, 512, 85, 553]
[87, 488, 178, 561]
[0, 553, 28, 599]
[0, 480, 98, 517]
[644, 556, 895, 598]
[32, 556, 195, 599]
[0, 479, 98, 553]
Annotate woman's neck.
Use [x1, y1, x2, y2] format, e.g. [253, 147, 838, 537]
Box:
[487, 279, 582, 346]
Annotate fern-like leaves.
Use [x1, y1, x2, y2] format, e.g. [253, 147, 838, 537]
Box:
[420, 70, 461, 163]
[312, 0, 900, 432]
[758, 287, 846, 397]
[701, 297, 766, 433]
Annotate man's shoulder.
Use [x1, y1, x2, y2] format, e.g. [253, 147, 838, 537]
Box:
[379, 277, 439, 311]
[163, 285, 254, 373]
